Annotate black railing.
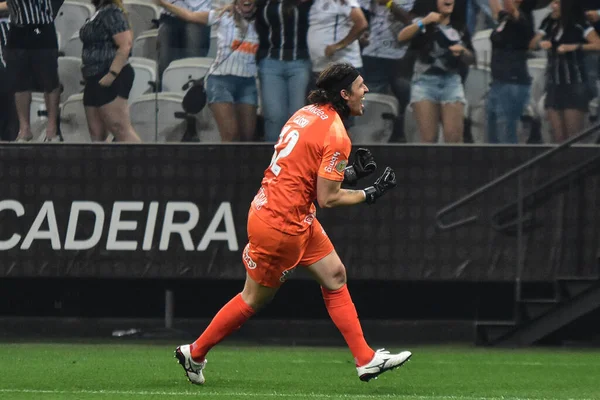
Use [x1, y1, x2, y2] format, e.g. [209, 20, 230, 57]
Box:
[435, 123, 600, 312]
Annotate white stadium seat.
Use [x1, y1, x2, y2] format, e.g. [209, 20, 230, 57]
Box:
[208, 34, 218, 58]
[464, 65, 492, 108]
[132, 29, 158, 60]
[351, 93, 399, 143]
[63, 32, 83, 58]
[29, 93, 50, 141]
[60, 94, 92, 142]
[58, 56, 85, 104]
[129, 57, 157, 103]
[161, 57, 214, 93]
[123, 0, 160, 40]
[54, 1, 95, 51]
[471, 29, 492, 68]
[129, 92, 187, 142]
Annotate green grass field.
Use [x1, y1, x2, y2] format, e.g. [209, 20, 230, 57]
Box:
[0, 341, 599, 399]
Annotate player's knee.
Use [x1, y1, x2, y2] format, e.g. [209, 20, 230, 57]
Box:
[324, 263, 347, 291]
[241, 288, 276, 311]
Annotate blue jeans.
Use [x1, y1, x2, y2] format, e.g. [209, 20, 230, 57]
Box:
[486, 82, 530, 144]
[158, 15, 211, 89]
[258, 58, 312, 142]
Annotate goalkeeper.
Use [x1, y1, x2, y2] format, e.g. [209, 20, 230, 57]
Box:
[175, 62, 412, 385]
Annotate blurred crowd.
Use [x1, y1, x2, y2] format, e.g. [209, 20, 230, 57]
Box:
[2, 0, 600, 144]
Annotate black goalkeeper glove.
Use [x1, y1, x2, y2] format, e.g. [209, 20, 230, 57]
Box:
[363, 167, 397, 205]
[343, 148, 377, 186]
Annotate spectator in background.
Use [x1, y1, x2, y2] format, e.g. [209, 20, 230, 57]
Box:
[486, 0, 535, 144]
[80, 0, 141, 142]
[583, 0, 600, 115]
[255, 0, 313, 142]
[156, 0, 260, 142]
[467, 0, 495, 34]
[157, 0, 212, 87]
[530, 0, 600, 142]
[360, 0, 415, 143]
[0, 1, 17, 141]
[307, 0, 368, 91]
[5, 0, 62, 142]
[398, 0, 475, 143]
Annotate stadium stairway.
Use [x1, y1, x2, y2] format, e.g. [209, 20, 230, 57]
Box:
[473, 150, 600, 347]
[476, 269, 600, 346]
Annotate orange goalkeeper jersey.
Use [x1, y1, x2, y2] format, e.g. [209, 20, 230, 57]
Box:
[250, 104, 352, 235]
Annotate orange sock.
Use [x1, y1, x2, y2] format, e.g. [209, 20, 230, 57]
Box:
[190, 293, 255, 362]
[321, 284, 375, 366]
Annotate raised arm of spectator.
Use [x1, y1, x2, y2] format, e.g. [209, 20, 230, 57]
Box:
[375, 0, 414, 25]
[490, 0, 519, 21]
[502, 0, 519, 19]
[397, 12, 440, 42]
[154, 0, 209, 25]
[325, 7, 368, 56]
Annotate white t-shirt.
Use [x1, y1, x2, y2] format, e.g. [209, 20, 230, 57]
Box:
[207, 10, 259, 77]
[360, 0, 415, 59]
[307, 0, 363, 72]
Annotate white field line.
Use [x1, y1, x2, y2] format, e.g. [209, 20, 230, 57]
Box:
[0, 389, 595, 400]
[287, 360, 600, 367]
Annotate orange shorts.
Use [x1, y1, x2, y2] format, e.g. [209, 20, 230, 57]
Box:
[242, 209, 334, 288]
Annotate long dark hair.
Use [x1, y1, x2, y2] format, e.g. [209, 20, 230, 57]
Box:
[307, 63, 358, 118]
[559, 0, 585, 28]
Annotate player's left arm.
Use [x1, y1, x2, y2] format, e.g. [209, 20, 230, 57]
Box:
[317, 177, 367, 208]
[318, 133, 395, 207]
[318, 167, 398, 208]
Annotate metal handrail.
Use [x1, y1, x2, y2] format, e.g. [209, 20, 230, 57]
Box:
[435, 123, 600, 231]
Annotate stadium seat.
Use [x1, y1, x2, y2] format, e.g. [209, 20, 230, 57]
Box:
[208, 34, 218, 58]
[129, 57, 158, 103]
[196, 106, 222, 142]
[132, 29, 158, 60]
[29, 93, 50, 141]
[63, 32, 83, 58]
[54, 1, 95, 51]
[58, 56, 85, 104]
[351, 93, 398, 143]
[526, 58, 548, 120]
[533, 5, 551, 30]
[161, 57, 214, 93]
[123, 0, 160, 40]
[60, 93, 92, 142]
[129, 92, 188, 142]
[471, 29, 492, 68]
[464, 65, 492, 109]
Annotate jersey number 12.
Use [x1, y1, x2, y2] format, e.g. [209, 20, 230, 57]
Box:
[269, 125, 299, 176]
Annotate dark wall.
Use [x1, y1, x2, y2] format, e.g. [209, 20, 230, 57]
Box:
[1, 144, 599, 282]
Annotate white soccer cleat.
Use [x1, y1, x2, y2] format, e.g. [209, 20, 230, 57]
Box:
[356, 348, 412, 382]
[174, 344, 207, 385]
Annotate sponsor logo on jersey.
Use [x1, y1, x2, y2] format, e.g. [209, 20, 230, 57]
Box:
[325, 152, 340, 173]
[335, 160, 348, 172]
[293, 115, 310, 128]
